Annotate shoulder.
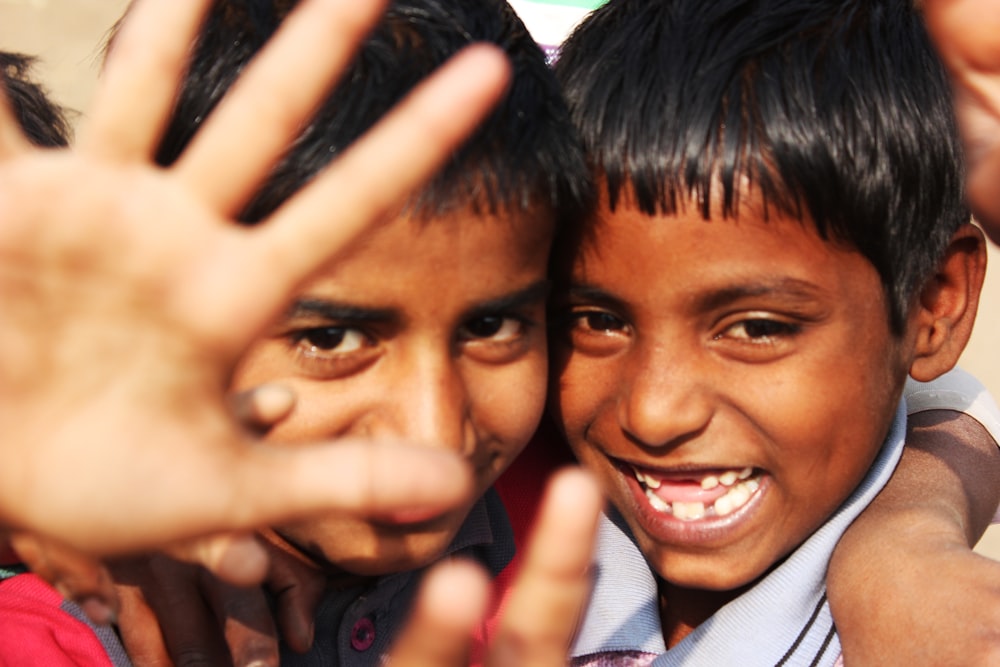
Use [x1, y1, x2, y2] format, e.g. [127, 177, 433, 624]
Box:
[0, 571, 120, 667]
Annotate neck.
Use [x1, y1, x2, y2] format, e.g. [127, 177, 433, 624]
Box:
[658, 580, 749, 648]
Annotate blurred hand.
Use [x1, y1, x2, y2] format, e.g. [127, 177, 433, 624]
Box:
[389, 468, 603, 667]
[924, 0, 1000, 240]
[111, 468, 602, 667]
[0, 0, 510, 580]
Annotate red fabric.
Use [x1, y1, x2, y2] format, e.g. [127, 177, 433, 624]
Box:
[470, 420, 576, 665]
[0, 573, 114, 667]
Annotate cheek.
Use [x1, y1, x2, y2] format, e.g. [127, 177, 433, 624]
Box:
[481, 357, 549, 449]
[260, 381, 359, 444]
[550, 351, 619, 442]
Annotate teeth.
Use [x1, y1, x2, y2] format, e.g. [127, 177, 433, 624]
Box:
[673, 501, 706, 521]
[714, 493, 734, 516]
[738, 467, 753, 480]
[700, 476, 719, 490]
[643, 475, 760, 521]
[634, 469, 662, 489]
[648, 492, 670, 512]
[719, 471, 739, 486]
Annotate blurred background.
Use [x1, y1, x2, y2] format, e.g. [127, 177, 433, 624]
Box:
[2, 0, 999, 557]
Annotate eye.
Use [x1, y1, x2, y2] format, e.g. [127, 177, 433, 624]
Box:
[459, 315, 528, 344]
[575, 310, 627, 334]
[718, 317, 800, 343]
[295, 327, 367, 354]
[556, 307, 631, 356]
[287, 326, 378, 378]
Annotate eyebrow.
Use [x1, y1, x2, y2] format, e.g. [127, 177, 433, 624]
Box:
[285, 299, 399, 325]
[283, 280, 552, 325]
[564, 285, 628, 309]
[564, 277, 825, 315]
[691, 277, 826, 312]
[463, 280, 552, 319]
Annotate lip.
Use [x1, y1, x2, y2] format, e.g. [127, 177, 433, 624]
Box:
[612, 457, 768, 546]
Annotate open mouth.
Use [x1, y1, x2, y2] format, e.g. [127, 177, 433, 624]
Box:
[631, 465, 762, 521]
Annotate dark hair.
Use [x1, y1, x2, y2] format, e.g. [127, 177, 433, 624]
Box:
[154, 0, 591, 230]
[0, 52, 71, 148]
[556, 0, 968, 333]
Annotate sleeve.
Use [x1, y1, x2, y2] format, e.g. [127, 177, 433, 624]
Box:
[903, 367, 1000, 524]
[903, 367, 1000, 447]
[0, 573, 117, 667]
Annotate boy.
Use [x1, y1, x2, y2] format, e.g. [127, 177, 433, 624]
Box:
[549, 0, 990, 663]
[108, 1, 596, 665]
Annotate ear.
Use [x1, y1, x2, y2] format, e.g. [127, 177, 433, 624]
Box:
[909, 223, 988, 382]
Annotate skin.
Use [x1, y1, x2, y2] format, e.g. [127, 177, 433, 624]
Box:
[230, 205, 553, 575]
[822, 2, 1000, 662]
[0, 0, 510, 577]
[549, 187, 985, 646]
[115, 205, 600, 665]
[0, 0, 604, 661]
[924, 0, 1000, 240]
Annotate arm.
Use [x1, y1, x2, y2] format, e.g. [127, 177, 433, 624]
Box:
[829, 370, 1000, 664]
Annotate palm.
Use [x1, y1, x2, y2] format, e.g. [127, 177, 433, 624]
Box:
[0, 0, 508, 557]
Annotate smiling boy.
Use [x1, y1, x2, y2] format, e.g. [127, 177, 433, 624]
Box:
[549, 0, 989, 663]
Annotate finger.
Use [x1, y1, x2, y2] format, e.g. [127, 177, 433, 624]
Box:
[246, 44, 511, 294]
[489, 468, 603, 667]
[0, 86, 32, 159]
[144, 555, 233, 667]
[79, 440, 472, 557]
[113, 571, 173, 667]
[267, 543, 328, 653]
[201, 572, 280, 667]
[387, 560, 490, 667]
[164, 533, 269, 587]
[174, 0, 389, 215]
[199, 439, 475, 539]
[78, 0, 212, 161]
[924, 0, 1000, 73]
[968, 141, 1000, 240]
[229, 384, 296, 435]
[8, 533, 118, 624]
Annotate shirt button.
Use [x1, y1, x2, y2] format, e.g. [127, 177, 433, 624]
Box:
[350, 617, 376, 651]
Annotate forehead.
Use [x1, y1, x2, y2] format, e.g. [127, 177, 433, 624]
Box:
[568, 193, 885, 315]
[304, 205, 554, 303]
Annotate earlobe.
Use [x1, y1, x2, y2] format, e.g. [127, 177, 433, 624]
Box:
[909, 223, 987, 382]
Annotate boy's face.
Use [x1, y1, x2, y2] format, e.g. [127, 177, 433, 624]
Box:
[232, 207, 552, 575]
[550, 191, 913, 591]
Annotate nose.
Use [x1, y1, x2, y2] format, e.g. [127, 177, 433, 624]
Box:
[617, 343, 713, 448]
[368, 348, 474, 458]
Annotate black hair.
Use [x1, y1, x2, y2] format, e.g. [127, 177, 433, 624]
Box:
[555, 0, 969, 333]
[154, 0, 591, 230]
[0, 52, 71, 148]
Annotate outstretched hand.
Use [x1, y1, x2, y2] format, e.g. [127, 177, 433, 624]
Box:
[0, 0, 509, 580]
[924, 0, 1000, 240]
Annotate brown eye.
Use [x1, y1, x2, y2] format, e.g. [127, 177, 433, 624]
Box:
[581, 311, 626, 333]
[460, 316, 525, 342]
[296, 327, 366, 353]
[722, 319, 799, 342]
